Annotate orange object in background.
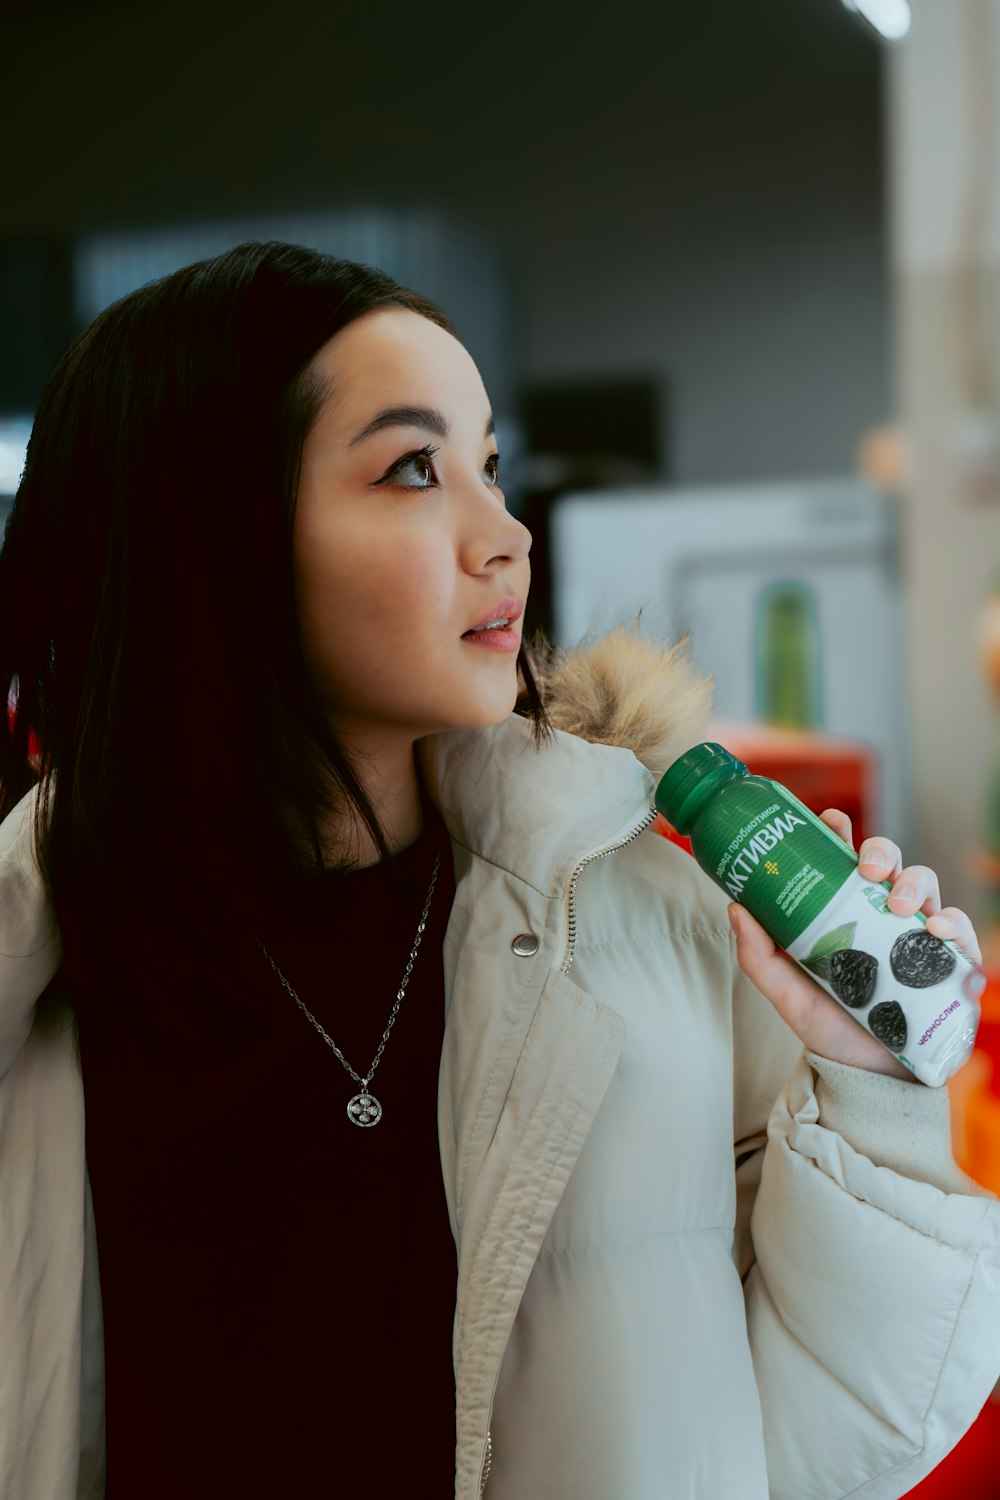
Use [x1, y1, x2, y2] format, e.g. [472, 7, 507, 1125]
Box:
[950, 973, 1000, 1192]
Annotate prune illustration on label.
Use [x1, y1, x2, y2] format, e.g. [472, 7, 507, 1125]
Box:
[889, 930, 957, 989]
[827, 949, 878, 1009]
[868, 1000, 908, 1052]
[802, 921, 857, 983]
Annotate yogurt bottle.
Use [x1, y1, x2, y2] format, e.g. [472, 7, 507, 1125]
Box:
[655, 742, 981, 1087]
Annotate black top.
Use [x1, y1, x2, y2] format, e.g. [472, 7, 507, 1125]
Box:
[67, 791, 458, 1497]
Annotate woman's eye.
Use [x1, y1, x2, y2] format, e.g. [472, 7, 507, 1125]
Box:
[388, 447, 439, 490]
[380, 445, 502, 492]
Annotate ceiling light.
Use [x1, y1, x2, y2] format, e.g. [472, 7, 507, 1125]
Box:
[841, 0, 912, 42]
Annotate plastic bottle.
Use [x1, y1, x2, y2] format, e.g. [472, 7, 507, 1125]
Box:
[655, 742, 981, 1086]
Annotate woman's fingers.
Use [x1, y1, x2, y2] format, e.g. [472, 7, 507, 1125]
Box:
[883, 863, 942, 918]
[820, 808, 854, 849]
[822, 812, 941, 919]
[926, 906, 984, 966]
[857, 837, 904, 883]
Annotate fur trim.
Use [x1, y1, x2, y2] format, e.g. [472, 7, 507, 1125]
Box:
[526, 620, 715, 780]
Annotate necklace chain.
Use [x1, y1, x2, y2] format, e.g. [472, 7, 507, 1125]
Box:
[254, 849, 442, 1125]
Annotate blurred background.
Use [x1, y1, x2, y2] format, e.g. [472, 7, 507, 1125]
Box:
[2, 0, 1000, 1479]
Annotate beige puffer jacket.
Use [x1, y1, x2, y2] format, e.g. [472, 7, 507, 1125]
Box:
[1, 627, 998, 1499]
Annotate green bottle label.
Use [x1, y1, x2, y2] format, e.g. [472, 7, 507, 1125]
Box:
[690, 778, 856, 949]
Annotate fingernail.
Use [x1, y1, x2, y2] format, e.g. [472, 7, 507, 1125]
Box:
[894, 882, 917, 903]
[727, 905, 740, 933]
[862, 847, 886, 869]
[967, 970, 988, 999]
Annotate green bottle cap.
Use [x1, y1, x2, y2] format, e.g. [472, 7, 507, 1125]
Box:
[655, 742, 749, 834]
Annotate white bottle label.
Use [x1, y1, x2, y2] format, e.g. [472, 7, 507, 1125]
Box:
[785, 870, 979, 1087]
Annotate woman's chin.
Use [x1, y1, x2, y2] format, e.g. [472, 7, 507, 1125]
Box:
[428, 683, 520, 735]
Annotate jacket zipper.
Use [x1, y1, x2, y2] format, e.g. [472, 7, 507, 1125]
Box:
[560, 805, 658, 974]
[479, 1429, 493, 1493]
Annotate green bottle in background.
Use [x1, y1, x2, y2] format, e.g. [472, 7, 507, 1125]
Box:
[755, 582, 821, 730]
[655, 743, 981, 1087]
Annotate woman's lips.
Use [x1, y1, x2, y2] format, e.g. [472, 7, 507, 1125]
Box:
[465, 597, 524, 633]
[460, 625, 520, 652]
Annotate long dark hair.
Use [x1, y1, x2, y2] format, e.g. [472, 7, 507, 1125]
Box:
[0, 240, 552, 941]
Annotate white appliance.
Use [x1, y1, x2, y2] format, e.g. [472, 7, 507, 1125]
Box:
[549, 480, 910, 843]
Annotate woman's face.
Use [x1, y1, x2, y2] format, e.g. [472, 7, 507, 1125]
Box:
[294, 308, 532, 751]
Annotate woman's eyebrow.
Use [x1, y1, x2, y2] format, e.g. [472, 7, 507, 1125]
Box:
[347, 405, 496, 447]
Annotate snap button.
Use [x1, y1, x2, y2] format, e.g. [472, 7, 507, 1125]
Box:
[511, 933, 540, 957]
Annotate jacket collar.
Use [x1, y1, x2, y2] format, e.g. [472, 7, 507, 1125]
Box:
[418, 714, 656, 900]
[417, 623, 714, 897]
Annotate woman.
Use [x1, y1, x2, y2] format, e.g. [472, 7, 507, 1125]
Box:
[0, 241, 996, 1499]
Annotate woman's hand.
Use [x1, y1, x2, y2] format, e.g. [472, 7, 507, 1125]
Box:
[727, 809, 987, 1081]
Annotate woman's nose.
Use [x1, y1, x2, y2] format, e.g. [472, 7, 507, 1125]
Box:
[464, 496, 532, 572]
[502, 511, 532, 562]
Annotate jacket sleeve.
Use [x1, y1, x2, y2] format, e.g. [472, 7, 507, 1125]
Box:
[731, 947, 1000, 1500]
[0, 783, 62, 1078]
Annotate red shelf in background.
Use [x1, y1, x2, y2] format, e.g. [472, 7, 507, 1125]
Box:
[708, 719, 880, 848]
[654, 721, 880, 851]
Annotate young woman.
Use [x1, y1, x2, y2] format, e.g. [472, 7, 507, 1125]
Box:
[0, 241, 997, 1500]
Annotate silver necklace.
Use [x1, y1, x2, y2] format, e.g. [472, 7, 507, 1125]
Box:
[254, 849, 442, 1128]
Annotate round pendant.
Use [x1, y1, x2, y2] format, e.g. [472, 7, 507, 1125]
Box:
[347, 1091, 382, 1128]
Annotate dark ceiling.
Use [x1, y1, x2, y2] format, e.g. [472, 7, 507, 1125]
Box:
[1, 0, 881, 238]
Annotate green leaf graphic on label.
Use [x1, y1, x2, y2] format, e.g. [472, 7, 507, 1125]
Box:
[802, 922, 857, 980]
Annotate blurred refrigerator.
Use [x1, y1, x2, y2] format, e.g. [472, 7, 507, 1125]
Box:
[549, 480, 910, 846]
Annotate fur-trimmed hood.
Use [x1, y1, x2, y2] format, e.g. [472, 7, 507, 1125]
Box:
[527, 621, 714, 782]
[419, 623, 714, 886]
